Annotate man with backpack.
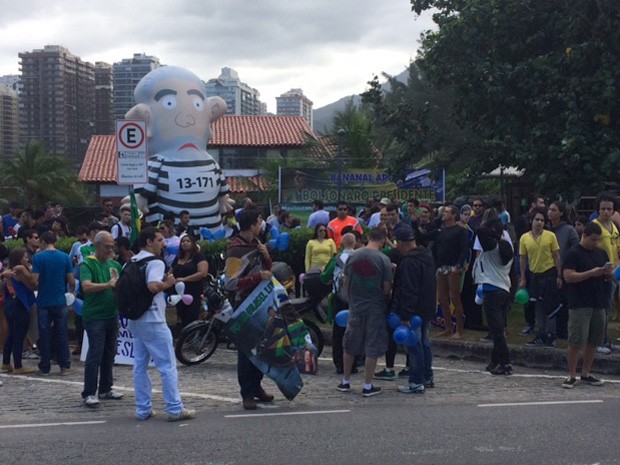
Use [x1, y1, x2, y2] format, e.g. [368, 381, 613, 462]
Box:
[125, 227, 195, 421]
[326, 232, 356, 374]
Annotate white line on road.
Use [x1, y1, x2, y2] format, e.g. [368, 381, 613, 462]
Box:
[478, 400, 604, 408]
[0, 420, 106, 429]
[225, 409, 351, 419]
[0, 373, 239, 403]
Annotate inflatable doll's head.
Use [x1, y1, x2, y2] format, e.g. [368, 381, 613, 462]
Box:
[126, 66, 226, 154]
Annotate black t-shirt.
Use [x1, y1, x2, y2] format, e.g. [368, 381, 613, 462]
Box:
[563, 244, 608, 309]
[172, 252, 207, 298]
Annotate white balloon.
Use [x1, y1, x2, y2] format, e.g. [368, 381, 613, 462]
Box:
[65, 292, 76, 306]
[167, 294, 182, 306]
[174, 281, 185, 295]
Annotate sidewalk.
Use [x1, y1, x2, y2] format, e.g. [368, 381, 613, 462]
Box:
[318, 326, 620, 375]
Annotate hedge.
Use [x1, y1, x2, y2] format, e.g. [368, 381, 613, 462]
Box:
[4, 228, 314, 278]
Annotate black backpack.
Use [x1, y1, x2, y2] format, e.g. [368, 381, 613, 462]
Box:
[116, 256, 162, 320]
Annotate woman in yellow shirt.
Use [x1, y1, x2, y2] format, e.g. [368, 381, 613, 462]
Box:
[305, 223, 336, 271]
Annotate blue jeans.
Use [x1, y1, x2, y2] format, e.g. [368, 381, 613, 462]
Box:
[82, 318, 119, 398]
[38, 305, 70, 373]
[3, 300, 30, 369]
[407, 321, 433, 385]
[128, 321, 183, 418]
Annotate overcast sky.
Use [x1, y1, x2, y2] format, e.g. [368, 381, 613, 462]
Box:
[0, 0, 435, 112]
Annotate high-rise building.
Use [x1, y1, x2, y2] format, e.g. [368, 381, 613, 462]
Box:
[205, 67, 263, 116]
[19, 45, 95, 164]
[0, 75, 22, 94]
[276, 88, 313, 130]
[0, 83, 20, 158]
[95, 62, 114, 135]
[112, 53, 161, 121]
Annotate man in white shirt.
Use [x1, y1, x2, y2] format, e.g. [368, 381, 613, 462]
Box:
[307, 199, 330, 228]
[128, 227, 195, 422]
[111, 207, 132, 240]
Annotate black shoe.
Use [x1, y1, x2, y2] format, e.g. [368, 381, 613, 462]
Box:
[336, 382, 351, 392]
[580, 375, 603, 386]
[485, 362, 498, 372]
[361, 386, 382, 397]
[562, 377, 577, 389]
[490, 364, 514, 376]
[525, 336, 546, 347]
[424, 379, 435, 388]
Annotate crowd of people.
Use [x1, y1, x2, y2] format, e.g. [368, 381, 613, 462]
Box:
[0, 191, 617, 415]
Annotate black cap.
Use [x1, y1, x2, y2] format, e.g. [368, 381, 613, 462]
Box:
[394, 225, 416, 242]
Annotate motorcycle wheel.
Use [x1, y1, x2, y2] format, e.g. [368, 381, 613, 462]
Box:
[302, 319, 324, 357]
[175, 323, 219, 366]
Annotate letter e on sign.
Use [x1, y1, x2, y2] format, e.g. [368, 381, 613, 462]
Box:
[116, 119, 148, 185]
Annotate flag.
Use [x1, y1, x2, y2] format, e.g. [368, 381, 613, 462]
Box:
[129, 190, 140, 245]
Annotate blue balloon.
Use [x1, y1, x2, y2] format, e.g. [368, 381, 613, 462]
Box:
[213, 228, 226, 240]
[614, 266, 620, 281]
[393, 325, 420, 346]
[267, 239, 278, 249]
[277, 232, 290, 251]
[270, 227, 280, 239]
[335, 310, 349, 328]
[410, 315, 423, 329]
[386, 312, 401, 330]
[73, 298, 83, 316]
[407, 329, 420, 346]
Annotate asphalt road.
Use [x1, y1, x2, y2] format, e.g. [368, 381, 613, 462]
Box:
[2, 347, 620, 465]
[1, 398, 618, 465]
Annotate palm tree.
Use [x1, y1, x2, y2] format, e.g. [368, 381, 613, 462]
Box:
[0, 141, 89, 209]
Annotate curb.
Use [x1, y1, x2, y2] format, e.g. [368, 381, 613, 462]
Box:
[319, 327, 620, 375]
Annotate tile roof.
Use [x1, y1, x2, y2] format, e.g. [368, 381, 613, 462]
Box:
[79, 115, 317, 183]
[210, 115, 314, 147]
[226, 175, 269, 193]
[79, 135, 117, 183]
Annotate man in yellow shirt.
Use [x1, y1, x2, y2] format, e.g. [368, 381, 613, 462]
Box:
[592, 192, 620, 354]
[519, 207, 562, 347]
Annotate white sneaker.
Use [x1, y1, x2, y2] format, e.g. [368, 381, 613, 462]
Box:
[398, 383, 425, 394]
[98, 390, 124, 400]
[596, 346, 611, 355]
[83, 395, 100, 408]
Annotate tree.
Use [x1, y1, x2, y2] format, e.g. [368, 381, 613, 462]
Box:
[410, 0, 620, 199]
[361, 61, 478, 183]
[331, 99, 386, 169]
[0, 141, 90, 209]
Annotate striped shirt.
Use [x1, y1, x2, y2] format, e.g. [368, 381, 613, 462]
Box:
[134, 148, 229, 230]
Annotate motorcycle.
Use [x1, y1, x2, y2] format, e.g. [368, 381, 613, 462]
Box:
[174, 262, 329, 366]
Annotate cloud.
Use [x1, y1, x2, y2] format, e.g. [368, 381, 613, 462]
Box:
[0, 0, 435, 110]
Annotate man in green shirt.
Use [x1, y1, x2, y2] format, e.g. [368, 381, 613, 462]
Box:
[79, 231, 123, 408]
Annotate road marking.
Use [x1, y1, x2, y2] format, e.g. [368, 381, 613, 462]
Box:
[0, 420, 106, 429]
[0, 374, 239, 403]
[225, 409, 350, 419]
[478, 400, 603, 408]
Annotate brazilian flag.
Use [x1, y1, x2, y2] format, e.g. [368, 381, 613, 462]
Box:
[129, 190, 141, 245]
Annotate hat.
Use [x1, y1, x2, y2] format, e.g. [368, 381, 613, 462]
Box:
[394, 225, 416, 242]
[380, 197, 391, 205]
[460, 204, 472, 215]
[419, 203, 431, 212]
